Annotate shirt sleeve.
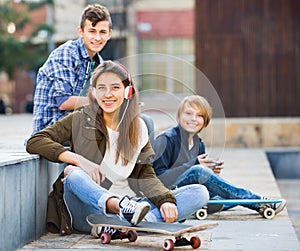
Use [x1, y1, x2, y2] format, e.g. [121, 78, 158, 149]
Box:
[44, 47, 82, 108]
[55, 95, 70, 108]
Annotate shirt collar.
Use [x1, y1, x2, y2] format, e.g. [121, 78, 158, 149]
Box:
[78, 38, 103, 64]
[78, 38, 90, 60]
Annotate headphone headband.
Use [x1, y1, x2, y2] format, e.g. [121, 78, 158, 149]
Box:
[117, 62, 132, 86]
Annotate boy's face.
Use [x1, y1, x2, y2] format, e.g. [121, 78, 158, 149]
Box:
[179, 102, 204, 134]
[78, 19, 112, 58]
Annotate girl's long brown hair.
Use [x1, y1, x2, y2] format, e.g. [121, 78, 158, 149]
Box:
[89, 60, 140, 165]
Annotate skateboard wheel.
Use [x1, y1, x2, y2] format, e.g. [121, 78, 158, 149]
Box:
[163, 238, 174, 251]
[127, 230, 138, 242]
[100, 232, 111, 244]
[195, 209, 208, 220]
[263, 208, 275, 219]
[190, 236, 201, 249]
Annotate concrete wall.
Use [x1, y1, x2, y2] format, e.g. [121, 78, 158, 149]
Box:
[140, 94, 300, 148]
[0, 156, 64, 251]
[201, 117, 300, 148]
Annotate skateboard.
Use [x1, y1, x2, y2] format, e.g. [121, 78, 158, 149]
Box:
[87, 214, 218, 251]
[195, 199, 285, 220]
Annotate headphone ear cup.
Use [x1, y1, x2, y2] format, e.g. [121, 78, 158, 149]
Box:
[89, 87, 97, 102]
[124, 85, 133, 100]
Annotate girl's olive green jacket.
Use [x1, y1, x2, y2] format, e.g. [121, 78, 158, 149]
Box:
[26, 106, 176, 234]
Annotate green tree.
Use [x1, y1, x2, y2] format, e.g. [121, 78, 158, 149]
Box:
[0, 1, 52, 79]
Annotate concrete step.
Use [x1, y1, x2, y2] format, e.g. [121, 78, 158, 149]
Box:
[19, 148, 300, 250]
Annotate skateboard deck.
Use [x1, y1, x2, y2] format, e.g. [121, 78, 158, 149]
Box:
[87, 214, 218, 250]
[195, 199, 285, 220]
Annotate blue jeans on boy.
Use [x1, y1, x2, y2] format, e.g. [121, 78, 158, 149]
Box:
[63, 168, 209, 232]
[173, 165, 261, 211]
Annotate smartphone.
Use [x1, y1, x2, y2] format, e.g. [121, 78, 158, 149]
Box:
[101, 178, 112, 189]
[212, 160, 223, 166]
[206, 159, 223, 166]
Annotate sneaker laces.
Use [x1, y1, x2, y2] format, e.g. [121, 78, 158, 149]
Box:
[121, 201, 136, 214]
[119, 196, 136, 213]
[119, 196, 150, 226]
[102, 226, 118, 235]
[91, 226, 119, 238]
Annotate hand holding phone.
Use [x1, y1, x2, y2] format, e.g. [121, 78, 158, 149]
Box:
[211, 160, 223, 166]
[210, 160, 224, 175]
[200, 157, 224, 175]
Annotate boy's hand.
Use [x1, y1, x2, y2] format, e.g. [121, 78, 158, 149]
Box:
[198, 153, 224, 175]
[212, 164, 224, 175]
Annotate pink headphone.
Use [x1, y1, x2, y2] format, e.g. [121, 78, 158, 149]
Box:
[118, 62, 134, 100]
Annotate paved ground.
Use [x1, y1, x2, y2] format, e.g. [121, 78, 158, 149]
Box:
[1, 109, 300, 250]
[277, 179, 300, 241]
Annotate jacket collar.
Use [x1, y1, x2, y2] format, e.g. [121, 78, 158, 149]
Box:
[81, 105, 104, 132]
[175, 124, 201, 147]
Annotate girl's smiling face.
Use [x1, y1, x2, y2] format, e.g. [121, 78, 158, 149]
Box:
[95, 71, 125, 116]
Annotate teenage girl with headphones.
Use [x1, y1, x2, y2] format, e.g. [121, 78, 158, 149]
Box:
[26, 61, 209, 236]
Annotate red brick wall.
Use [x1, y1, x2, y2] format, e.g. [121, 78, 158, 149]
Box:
[137, 10, 194, 38]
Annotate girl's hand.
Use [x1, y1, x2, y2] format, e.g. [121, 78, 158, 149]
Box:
[77, 155, 106, 185]
[160, 202, 178, 223]
[59, 151, 106, 185]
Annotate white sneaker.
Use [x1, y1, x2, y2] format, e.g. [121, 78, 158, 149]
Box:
[261, 197, 286, 215]
[119, 196, 150, 226]
[91, 226, 121, 238]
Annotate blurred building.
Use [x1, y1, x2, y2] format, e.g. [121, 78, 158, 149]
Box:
[126, 0, 195, 93]
[4, 0, 195, 113]
[195, 0, 300, 117]
[6, 0, 298, 117]
[0, 0, 48, 113]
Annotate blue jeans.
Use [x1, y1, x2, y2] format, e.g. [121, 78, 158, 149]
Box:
[63, 168, 209, 232]
[173, 165, 261, 211]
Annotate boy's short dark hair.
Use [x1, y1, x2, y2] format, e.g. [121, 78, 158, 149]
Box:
[80, 4, 112, 30]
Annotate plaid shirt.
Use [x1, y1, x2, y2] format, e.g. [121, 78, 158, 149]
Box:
[32, 38, 103, 135]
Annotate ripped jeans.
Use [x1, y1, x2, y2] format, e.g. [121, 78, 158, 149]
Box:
[173, 165, 261, 211]
[63, 168, 209, 232]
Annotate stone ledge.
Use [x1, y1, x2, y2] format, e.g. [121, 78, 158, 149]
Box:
[201, 117, 300, 148]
